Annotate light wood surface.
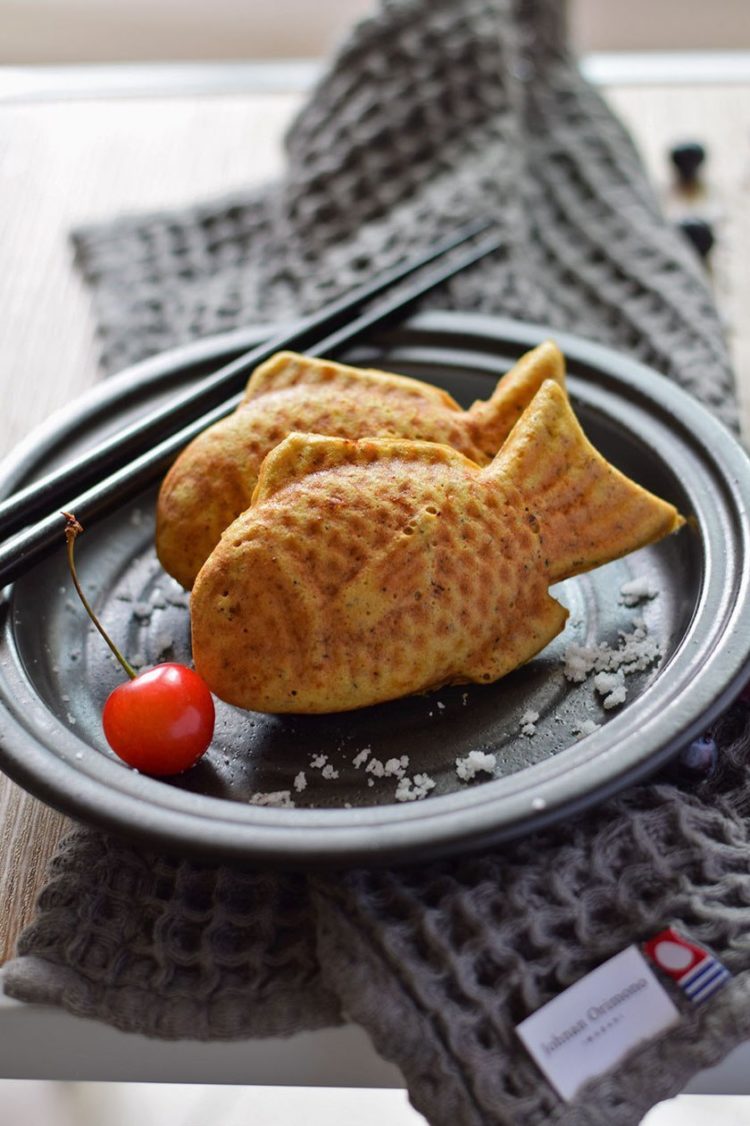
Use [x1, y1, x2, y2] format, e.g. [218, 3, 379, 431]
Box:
[1, 77, 749, 966]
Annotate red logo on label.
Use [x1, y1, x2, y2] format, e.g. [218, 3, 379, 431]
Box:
[643, 929, 708, 981]
[643, 927, 730, 1005]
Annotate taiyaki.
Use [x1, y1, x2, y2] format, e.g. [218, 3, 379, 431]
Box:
[157, 342, 565, 589]
[190, 380, 684, 714]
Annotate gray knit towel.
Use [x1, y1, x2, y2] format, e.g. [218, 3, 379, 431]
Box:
[5, 2, 750, 1124]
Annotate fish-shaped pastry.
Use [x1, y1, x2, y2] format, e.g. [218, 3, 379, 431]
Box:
[157, 342, 565, 589]
[190, 380, 684, 714]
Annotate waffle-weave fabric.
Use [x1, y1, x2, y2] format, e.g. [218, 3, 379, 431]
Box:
[5, 1, 750, 1124]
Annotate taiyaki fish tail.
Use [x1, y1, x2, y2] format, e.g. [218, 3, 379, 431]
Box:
[467, 341, 566, 459]
[487, 380, 685, 582]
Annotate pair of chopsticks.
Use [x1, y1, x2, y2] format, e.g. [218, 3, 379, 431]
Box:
[0, 218, 501, 587]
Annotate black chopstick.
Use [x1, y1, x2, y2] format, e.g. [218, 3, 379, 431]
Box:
[0, 227, 502, 588]
[0, 218, 493, 543]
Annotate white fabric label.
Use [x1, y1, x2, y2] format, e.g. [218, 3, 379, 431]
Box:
[515, 945, 679, 1102]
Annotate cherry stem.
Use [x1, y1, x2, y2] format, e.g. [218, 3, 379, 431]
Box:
[63, 512, 137, 681]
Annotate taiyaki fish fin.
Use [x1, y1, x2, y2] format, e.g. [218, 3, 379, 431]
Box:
[253, 432, 475, 504]
[243, 351, 462, 410]
[487, 380, 684, 582]
[463, 592, 569, 684]
[467, 341, 567, 458]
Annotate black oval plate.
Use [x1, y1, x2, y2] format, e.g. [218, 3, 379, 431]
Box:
[1, 313, 749, 867]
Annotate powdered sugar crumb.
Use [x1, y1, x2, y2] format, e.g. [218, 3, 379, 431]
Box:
[293, 771, 307, 792]
[563, 621, 662, 710]
[249, 790, 295, 808]
[619, 577, 659, 607]
[395, 773, 436, 802]
[520, 709, 540, 736]
[309, 753, 328, 769]
[456, 750, 497, 781]
[321, 763, 339, 780]
[573, 719, 602, 738]
[352, 747, 371, 768]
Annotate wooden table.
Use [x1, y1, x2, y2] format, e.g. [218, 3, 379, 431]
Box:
[1, 60, 749, 979]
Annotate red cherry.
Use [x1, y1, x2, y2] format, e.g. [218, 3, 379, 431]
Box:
[63, 513, 215, 777]
[102, 663, 215, 776]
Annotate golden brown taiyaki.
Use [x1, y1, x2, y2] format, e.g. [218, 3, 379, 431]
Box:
[157, 342, 565, 589]
[190, 380, 684, 714]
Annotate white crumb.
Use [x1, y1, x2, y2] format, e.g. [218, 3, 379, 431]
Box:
[462, 693, 469, 706]
[563, 622, 662, 696]
[436, 701, 446, 711]
[352, 747, 371, 768]
[456, 750, 497, 782]
[293, 771, 307, 792]
[573, 719, 602, 738]
[366, 758, 386, 778]
[321, 764, 339, 780]
[249, 790, 295, 808]
[310, 753, 328, 769]
[593, 669, 628, 709]
[66, 712, 77, 726]
[395, 773, 436, 802]
[520, 709, 540, 737]
[619, 577, 659, 607]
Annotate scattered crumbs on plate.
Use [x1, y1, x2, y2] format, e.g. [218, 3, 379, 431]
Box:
[619, 577, 659, 607]
[61, 693, 70, 702]
[436, 701, 445, 711]
[519, 709, 540, 736]
[395, 773, 436, 802]
[563, 620, 662, 700]
[66, 712, 77, 726]
[321, 763, 339, 780]
[74, 751, 83, 760]
[249, 790, 295, 808]
[531, 796, 546, 811]
[293, 771, 307, 793]
[367, 778, 375, 787]
[310, 753, 328, 769]
[462, 692, 469, 706]
[593, 670, 628, 709]
[573, 719, 602, 738]
[456, 750, 497, 782]
[352, 747, 371, 768]
[366, 758, 385, 778]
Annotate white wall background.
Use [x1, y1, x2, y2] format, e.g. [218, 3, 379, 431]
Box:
[1, 0, 749, 65]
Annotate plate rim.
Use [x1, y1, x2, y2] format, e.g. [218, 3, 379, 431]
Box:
[1, 311, 749, 867]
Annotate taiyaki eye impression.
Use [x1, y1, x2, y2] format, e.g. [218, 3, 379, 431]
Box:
[190, 380, 684, 714]
[156, 342, 566, 590]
